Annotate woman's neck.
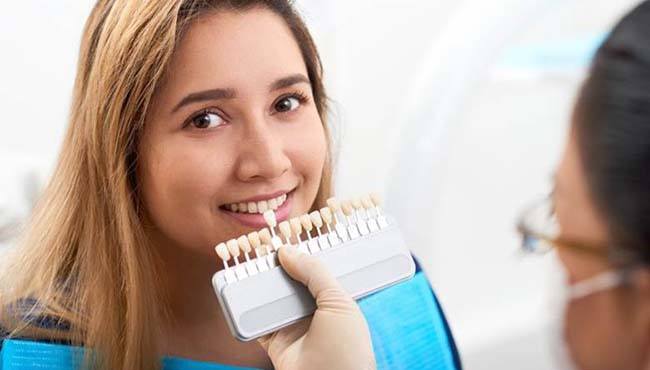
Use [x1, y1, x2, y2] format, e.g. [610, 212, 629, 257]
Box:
[154, 233, 272, 369]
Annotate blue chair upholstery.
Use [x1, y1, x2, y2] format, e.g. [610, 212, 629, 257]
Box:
[1, 258, 461, 370]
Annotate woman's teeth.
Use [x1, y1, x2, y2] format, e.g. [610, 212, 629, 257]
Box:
[226, 194, 288, 214]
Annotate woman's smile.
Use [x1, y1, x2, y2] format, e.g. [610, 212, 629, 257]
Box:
[219, 188, 295, 228]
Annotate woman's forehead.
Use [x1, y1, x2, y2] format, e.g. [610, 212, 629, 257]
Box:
[162, 7, 307, 97]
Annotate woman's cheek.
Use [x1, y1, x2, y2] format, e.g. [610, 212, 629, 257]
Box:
[300, 115, 327, 165]
[141, 140, 230, 248]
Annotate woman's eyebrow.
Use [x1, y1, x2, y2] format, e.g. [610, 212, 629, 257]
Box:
[269, 73, 311, 91]
[172, 87, 236, 113]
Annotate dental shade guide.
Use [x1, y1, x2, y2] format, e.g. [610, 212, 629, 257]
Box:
[212, 193, 415, 341]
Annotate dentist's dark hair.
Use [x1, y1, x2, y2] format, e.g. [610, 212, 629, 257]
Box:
[574, 0, 650, 265]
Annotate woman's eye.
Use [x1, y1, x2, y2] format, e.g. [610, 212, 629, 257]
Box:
[189, 111, 225, 129]
[274, 96, 301, 113]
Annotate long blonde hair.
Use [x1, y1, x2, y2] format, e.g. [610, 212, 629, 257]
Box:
[0, 1, 332, 368]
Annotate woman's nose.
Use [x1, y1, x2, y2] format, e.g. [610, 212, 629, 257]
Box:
[235, 120, 291, 182]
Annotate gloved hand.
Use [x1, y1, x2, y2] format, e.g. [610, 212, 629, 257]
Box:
[257, 245, 376, 370]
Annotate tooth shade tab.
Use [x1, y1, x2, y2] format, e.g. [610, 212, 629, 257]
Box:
[326, 197, 341, 212]
[248, 231, 261, 248]
[248, 202, 258, 213]
[351, 198, 363, 209]
[238, 236, 252, 253]
[255, 244, 266, 257]
[289, 217, 302, 235]
[226, 239, 240, 258]
[341, 200, 354, 216]
[361, 196, 374, 209]
[259, 228, 272, 245]
[309, 211, 323, 228]
[215, 243, 230, 261]
[370, 193, 382, 207]
[319, 207, 333, 224]
[279, 221, 292, 239]
[263, 210, 277, 228]
[300, 214, 313, 231]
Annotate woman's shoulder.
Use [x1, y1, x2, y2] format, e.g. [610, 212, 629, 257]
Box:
[0, 297, 74, 351]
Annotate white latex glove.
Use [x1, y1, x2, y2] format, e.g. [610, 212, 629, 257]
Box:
[257, 245, 376, 370]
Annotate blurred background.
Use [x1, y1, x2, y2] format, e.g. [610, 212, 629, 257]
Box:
[0, 0, 642, 368]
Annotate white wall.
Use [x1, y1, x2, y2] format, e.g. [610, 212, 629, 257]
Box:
[0, 0, 643, 368]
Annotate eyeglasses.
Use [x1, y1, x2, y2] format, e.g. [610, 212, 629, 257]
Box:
[516, 196, 633, 300]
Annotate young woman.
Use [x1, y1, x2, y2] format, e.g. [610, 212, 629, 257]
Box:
[0, 1, 374, 369]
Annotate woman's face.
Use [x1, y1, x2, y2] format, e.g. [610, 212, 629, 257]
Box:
[138, 8, 327, 256]
[554, 130, 649, 370]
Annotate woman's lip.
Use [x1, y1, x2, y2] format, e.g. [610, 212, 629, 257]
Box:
[231, 189, 294, 204]
[222, 192, 293, 228]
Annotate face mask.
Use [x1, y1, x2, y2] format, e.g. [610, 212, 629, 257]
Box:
[546, 256, 630, 370]
[547, 259, 580, 370]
